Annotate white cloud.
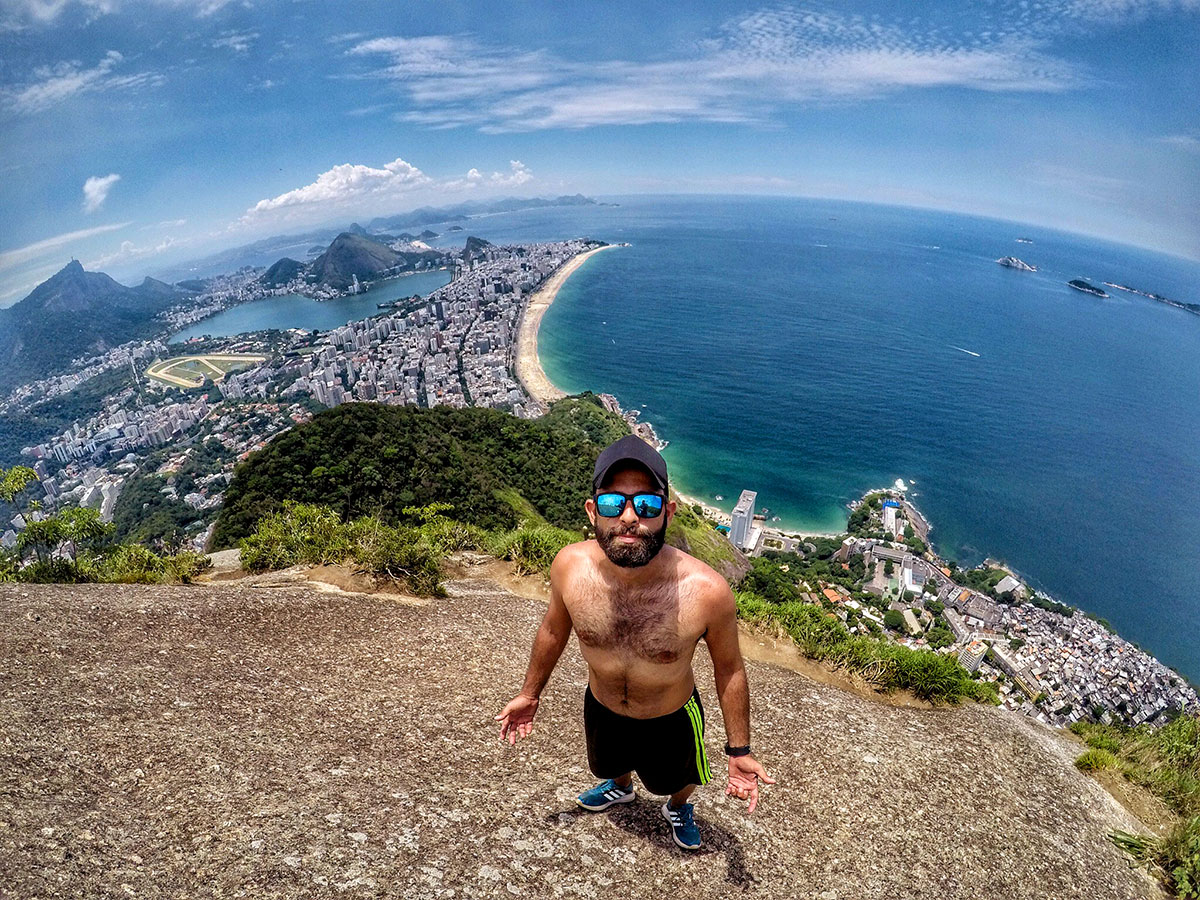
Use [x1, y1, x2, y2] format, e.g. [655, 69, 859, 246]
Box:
[492, 160, 532, 187]
[82, 173, 120, 213]
[84, 233, 182, 269]
[1159, 134, 1200, 150]
[3, 50, 162, 114]
[241, 157, 539, 226]
[243, 157, 432, 221]
[1, 0, 238, 27]
[0, 221, 130, 272]
[211, 30, 257, 54]
[1063, 0, 1200, 20]
[349, 11, 1083, 132]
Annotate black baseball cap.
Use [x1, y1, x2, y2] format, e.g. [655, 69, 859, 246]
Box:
[592, 434, 668, 494]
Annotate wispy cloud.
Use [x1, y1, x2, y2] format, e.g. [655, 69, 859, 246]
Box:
[1, 0, 240, 27]
[85, 233, 184, 269]
[211, 30, 257, 54]
[0, 221, 131, 272]
[348, 9, 1083, 132]
[1026, 161, 1136, 205]
[1062, 0, 1200, 21]
[1159, 133, 1200, 149]
[82, 173, 120, 213]
[2, 50, 162, 114]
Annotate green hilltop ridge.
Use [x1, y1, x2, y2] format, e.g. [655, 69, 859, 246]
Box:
[308, 233, 406, 290]
[212, 394, 633, 547]
[212, 394, 751, 582]
[258, 257, 305, 288]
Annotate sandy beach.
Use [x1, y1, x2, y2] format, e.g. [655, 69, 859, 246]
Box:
[515, 244, 618, 405]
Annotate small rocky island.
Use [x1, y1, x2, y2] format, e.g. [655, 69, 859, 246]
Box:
[1068, 279, 1109, 298]
[1105, 281, 1200, 317]
[997, 256, 1037, 272]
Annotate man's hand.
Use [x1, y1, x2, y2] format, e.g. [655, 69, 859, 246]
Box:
[726, 754, 776, 813]
[495, 693, 539, 745]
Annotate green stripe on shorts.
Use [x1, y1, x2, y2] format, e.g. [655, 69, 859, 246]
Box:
[684, 696, 711, 784]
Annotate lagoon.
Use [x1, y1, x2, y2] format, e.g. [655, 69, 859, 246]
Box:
[169, 269, 451, 343]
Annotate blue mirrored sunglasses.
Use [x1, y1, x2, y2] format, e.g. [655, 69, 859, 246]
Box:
[594, 492, 665, 518]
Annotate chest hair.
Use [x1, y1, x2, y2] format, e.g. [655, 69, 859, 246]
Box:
[574, 576, 688, 664]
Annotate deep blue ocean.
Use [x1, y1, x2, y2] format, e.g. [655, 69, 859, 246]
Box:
[456, 195, 1200, 684]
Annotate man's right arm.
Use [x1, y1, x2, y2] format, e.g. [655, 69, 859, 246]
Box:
[496, 548, 575, 744]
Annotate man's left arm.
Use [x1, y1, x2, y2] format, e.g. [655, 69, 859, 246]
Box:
[702, 580, 776, 813]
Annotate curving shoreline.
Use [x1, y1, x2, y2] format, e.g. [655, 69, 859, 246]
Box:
[515, 244, 619, 405]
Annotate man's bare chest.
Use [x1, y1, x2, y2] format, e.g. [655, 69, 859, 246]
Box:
[566, 580, 700, 665]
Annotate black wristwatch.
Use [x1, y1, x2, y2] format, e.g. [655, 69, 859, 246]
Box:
[724, 743, 752, 757]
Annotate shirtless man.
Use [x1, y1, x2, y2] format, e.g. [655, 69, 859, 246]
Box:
[496, 434, 774, 850]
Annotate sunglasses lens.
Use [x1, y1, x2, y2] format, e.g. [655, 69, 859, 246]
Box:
[632, 494, 664, 518]
[595, 493, 626, 517]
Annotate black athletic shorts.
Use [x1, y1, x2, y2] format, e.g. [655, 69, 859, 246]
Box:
[583, 685, 713, 796]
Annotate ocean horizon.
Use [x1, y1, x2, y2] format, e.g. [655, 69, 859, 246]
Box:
[454, 195, 1200, 684]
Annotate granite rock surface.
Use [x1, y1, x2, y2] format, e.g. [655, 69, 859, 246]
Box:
[0, 561, 1164, 899]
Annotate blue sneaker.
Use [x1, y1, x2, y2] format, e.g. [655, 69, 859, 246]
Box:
[661, 801, 701, 850]
[576, 779, 636, 811]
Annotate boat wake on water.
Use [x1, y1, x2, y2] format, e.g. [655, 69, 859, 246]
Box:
[951, 346, 982, 357]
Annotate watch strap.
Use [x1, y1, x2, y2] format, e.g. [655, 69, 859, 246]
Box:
[724, 743, 752, 757]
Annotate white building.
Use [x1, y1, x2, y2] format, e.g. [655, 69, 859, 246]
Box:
[882, 500, 901, 536]
[730, 490, 757, 551]
[959, 640, 988, 673]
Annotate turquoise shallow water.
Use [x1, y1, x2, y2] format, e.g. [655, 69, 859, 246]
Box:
[169, 269, 450, 342]
[460, 196, 1200, 683]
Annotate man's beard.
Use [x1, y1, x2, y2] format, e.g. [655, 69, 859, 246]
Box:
[595, 518, 667, 568]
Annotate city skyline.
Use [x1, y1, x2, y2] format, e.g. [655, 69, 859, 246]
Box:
[1, 0, 1198, 306]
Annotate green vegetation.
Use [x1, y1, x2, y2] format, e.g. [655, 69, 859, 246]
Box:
[214, 396, 630, 547]
[740, 556, 801, 604]
[239, 499, 579, 594]
[1033, 594, 1076, 617]
[957, 566, 1009, 596]
[1074, 748, 1118, 772]
[1071, 716, 1200, 898]
[735, 592, 996, 705]
[110, 437, 236, 548]
[110, 474, 204, 547]
[1111, 821, 1200, 899]
[538, 392, 631, 447]
[1070, 716, 1200, 818]
[485, 524, 580, 576]
[925, 626, 955, 649]
[0, 464, 209, 585]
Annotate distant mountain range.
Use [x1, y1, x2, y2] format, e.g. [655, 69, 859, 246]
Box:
[364, 194, 596, 233]
[0, 261, 191, 393]
[153, 194, 597, 283]
[0, 193, 596, 394]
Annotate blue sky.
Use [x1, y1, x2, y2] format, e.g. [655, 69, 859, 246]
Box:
[1, 0, 1197, 305]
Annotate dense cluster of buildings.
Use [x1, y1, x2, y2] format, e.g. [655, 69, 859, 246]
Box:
[728, 486, 1198, 728]
[8, 239, 595, 546]
[253, 240, 597, 417]
[27, 392, 213, 465]
[0, 339, 166, 415]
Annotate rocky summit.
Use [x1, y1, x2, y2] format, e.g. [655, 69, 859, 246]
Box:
[0, 560, 1164, 899]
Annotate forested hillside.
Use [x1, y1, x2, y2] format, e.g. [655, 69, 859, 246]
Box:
[212, 394, 631, 547]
